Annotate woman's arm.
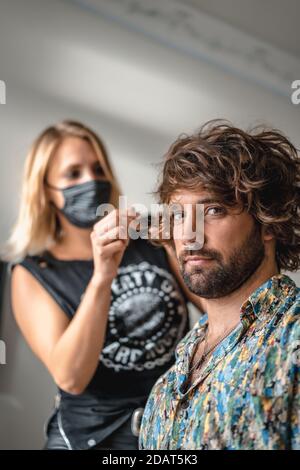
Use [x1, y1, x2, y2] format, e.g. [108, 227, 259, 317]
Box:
[12, 265, 112, 395]
[11, 209, 135, 395]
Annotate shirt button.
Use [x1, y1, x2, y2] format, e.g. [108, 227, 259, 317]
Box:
[87, 439, 96, 447]
[180, 397, 189, 410]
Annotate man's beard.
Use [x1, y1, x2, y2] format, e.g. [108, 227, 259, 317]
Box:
[179, 224, 265, 299]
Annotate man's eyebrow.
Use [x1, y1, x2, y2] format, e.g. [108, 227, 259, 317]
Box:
[169, 197, 220, 205]
[196, 198, 220, 204]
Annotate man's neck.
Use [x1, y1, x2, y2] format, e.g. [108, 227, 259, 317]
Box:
[205, 257, 279, 339]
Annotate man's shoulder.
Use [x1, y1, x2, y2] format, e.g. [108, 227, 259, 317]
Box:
[276, 285, 300, 353]
[275, 274, 300, 318]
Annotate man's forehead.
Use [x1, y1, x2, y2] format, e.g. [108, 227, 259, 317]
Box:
[169, 189, 215, 205]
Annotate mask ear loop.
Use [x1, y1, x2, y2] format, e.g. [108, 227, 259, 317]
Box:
[43, 181, 64, 238]
[44, 180, 65, 214]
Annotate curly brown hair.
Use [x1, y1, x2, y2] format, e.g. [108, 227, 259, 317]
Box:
[156, 120, 300, 272]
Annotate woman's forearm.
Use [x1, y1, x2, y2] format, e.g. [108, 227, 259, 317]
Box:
[48, 275, 112, 394]
[47, 210, 134, 394]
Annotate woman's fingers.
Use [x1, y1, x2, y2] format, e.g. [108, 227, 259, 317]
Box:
[95, 239, 126, 258]
[95, 226, 127, 246]
[93, 209, 138, 236]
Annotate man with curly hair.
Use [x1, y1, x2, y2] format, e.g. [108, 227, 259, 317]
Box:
[139, 120, 300, 450]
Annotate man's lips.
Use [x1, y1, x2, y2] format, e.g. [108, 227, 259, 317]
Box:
[184, 255, 214, 265]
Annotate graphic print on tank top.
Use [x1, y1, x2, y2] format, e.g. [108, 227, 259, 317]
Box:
[100, 261, 188, 372]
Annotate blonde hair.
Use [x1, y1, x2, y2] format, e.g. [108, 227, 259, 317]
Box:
[3, 120, 121, 262]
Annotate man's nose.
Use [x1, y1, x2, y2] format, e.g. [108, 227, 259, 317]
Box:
[181, 211, 204, 248]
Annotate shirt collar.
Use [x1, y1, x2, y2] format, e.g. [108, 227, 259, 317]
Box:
[191, 274, 297, 341]
[176, 274, 296, 361]
[240, 273, 296, 329]
[175, 274, 297, 397]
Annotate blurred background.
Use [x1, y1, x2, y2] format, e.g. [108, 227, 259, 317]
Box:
[0, 0, 299, 449]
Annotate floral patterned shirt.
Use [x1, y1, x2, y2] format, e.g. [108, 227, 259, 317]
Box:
[139, 274, 300, 450]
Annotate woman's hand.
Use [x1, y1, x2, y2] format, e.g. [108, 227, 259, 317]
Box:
[90, 208, 137, 286]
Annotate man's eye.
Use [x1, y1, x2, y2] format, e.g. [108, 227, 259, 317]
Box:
[206, 206, 224, 216]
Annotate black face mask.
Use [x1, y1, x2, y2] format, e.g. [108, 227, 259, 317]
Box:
[46, 179, 112, 228]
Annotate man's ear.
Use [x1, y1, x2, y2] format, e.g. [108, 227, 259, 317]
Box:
[262, 225, 275, 242]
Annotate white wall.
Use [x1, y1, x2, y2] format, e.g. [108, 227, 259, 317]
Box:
[0, 0, 299, 449]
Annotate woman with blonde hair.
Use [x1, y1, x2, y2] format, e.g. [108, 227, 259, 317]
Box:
[5, 120, 202, 450]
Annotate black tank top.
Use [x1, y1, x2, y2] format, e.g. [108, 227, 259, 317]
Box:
[12, 238, 190, 449]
